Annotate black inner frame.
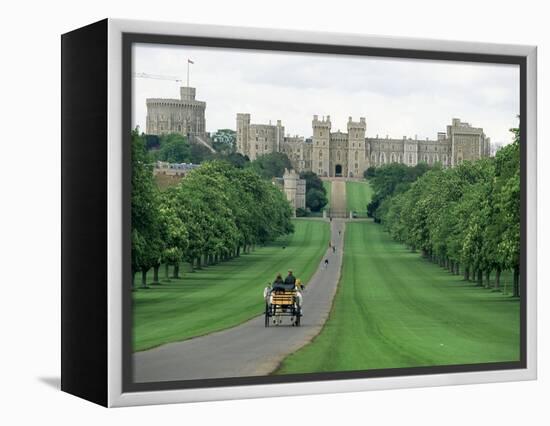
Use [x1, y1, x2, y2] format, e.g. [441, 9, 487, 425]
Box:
[122, 32, 527, 393]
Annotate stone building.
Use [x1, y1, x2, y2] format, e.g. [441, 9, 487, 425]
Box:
[236, 113, 285, 160]
[236, 114, 491, 177]
[282, 168, 306, 211]
[146, 86, 207, 138]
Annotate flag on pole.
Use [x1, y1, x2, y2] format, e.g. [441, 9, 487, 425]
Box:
[188, 59, 194, 64]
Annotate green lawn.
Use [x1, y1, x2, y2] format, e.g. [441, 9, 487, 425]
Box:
[277, 220, 520, 374]
[346, 181, 373, 216]
[322, 181, 332, 211]
[133, 219, 330, 352]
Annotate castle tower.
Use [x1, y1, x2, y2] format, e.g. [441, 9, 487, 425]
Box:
[347, 117, 367, 177]
[312, 115, 331, 177]
[146, 86, 206, 137]
[283, 168, 305, 215]
[447, 118, 485, 166]
[236, 113, 251, 157]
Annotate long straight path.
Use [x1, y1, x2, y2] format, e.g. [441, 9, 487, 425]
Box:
[134, 181, 348, 382]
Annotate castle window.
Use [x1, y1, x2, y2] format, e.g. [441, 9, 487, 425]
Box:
[355, 151, 358, 160]
[409, 154, 412, 164]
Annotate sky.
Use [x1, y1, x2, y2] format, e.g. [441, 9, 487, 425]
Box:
[132, 43, 520, 145]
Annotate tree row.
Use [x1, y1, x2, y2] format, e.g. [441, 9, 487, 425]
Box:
[131, 130, 295, 288]
[369, 127, 520, 296]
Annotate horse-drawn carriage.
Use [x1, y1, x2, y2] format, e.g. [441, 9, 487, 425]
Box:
[264, 288, 302, 327]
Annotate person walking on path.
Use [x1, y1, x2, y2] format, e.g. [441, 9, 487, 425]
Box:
[324, 258, 329, 269]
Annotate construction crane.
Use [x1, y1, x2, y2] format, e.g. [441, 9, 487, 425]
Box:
[133, 72, 182, 83]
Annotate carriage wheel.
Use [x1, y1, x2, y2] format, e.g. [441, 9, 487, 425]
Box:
[265, 303, 270, 327]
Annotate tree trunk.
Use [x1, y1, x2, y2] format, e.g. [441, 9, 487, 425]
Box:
[237, 246, 241, 256]
[485, 270, 490, 288]
[495, 268, 501, 290]
[132, 271, 136, 290]
[464, 266, 470, 281]
[141, 269, 148, 288]
[513, 266, 520, 297]
[476, 269, 482, 286]
[172, 263, 180, 279]
[456, 263, 460, 275]
[197, 256, 202, 269]
[164, 263, 171, 280]
[152, 264, 160, 285]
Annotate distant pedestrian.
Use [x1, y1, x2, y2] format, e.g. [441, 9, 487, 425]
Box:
[324, 258, 329, 269]
[332, 246, 336, 254]
[339, 230, 341, 236]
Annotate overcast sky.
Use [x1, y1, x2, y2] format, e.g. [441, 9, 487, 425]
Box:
[133, 43, 519, 144]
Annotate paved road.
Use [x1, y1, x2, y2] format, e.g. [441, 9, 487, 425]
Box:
[134, 180, 347, 382]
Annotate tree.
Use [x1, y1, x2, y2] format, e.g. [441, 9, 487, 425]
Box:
[189, 142, 214, 163]
[363, 166, 376, 178]
[131, 129, 163, 288]
[211, 129, 236, 154]
[367, 163, 431, 221]
[300, 171, 328, 212]
[247, 152, 291, 179]
[306, 188, 328, 212]
[223, 152, 249, 168]
[157, 133, 191, 163]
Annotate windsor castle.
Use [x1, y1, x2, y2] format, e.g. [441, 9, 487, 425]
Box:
[144, 84, 492, 179]
[236, 114, 492, 177]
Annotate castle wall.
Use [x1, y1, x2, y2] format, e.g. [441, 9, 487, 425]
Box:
[235, 113, 490, 177]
